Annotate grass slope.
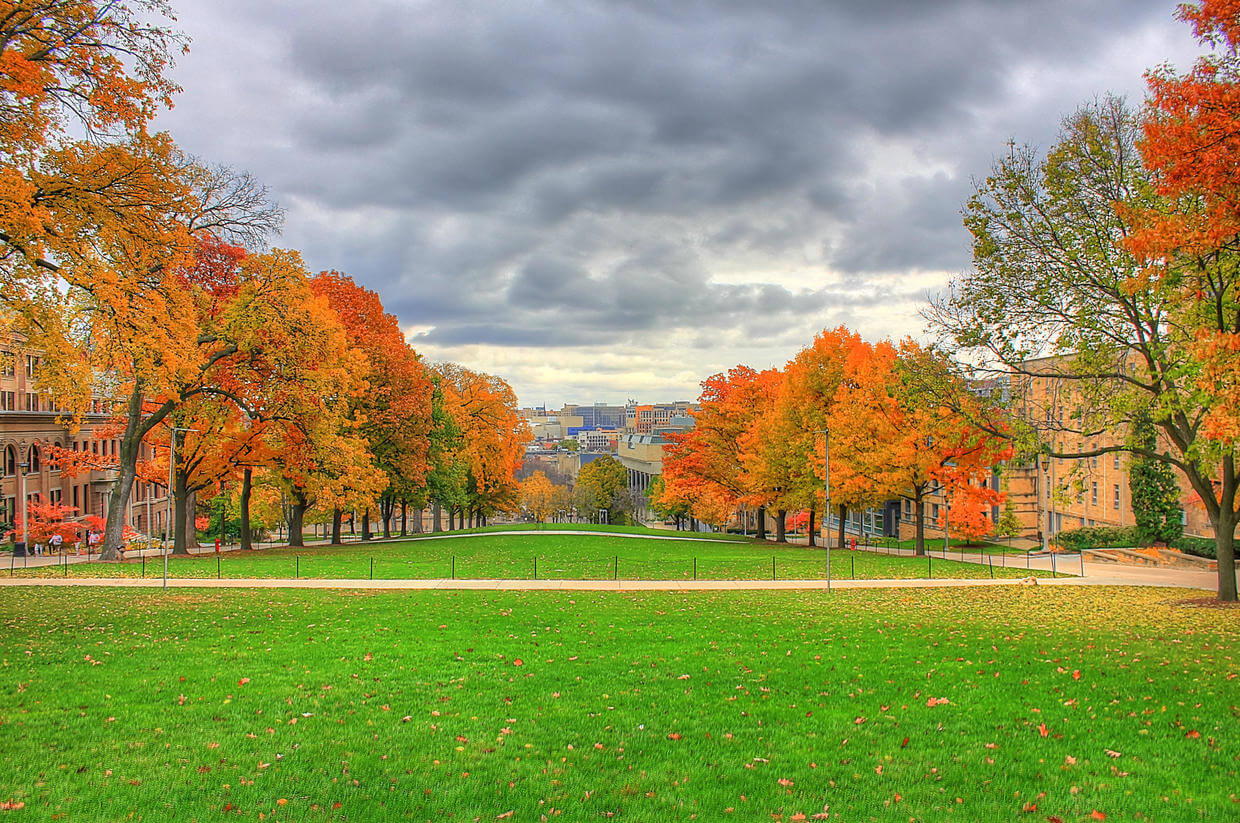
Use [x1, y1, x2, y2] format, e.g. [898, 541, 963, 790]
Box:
[10, 533, 1051, 581]
[0, 587, 1233, 821]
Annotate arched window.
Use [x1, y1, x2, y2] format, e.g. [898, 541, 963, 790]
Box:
[27, 444, 40, 474]
[2, 445, 13, 476]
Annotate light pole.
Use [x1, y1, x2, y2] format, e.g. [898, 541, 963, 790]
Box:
[815, 429, 830, 588]
[18, 456, 29, 559]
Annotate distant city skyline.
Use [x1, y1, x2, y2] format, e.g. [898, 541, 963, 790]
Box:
[159, 1, 1200, 406]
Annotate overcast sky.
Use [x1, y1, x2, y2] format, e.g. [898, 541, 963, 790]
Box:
[157, 0, 1200, 408]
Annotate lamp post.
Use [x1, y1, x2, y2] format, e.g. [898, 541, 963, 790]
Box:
[18, 457, 29, 559]
[815, 429, 830, 588]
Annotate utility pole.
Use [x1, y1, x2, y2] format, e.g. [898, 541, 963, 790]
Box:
[816, 429, 830, 588]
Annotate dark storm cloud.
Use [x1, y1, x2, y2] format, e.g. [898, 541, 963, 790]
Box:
[161, 0, 1193, 370]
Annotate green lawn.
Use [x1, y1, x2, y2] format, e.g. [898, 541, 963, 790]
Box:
[11, 532, 1053, 581]
[0, 586, 1233, 821]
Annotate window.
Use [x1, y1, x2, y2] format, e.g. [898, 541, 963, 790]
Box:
[24, 354, 36, 378]
[1114, 485, 1121, 510]
[1113, 454, 1120, 471]
[1091, 482, 1098, 505]
[931, 503, 940, 521]
[1, 445, 13, 476]
[24, 393, 36, 411]
[0, 352, 13, 377]
[27, 445, 40, 473]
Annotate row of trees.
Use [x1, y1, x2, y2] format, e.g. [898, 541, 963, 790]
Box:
[929, 0, 1240, 600]
[652, 329, 1010, 556]
[516, 456, 639, 525]
[0, 2, 528, 559]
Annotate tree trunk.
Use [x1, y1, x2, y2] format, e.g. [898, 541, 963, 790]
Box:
[433, 502, 442, 532]
[774, 509, 786, 543]
[837, 504, 848, 549]
[239, 467, 253, 551]
[349, 511, 356, 536]
[288, 490, 307, 547]
[101, 384, 172, 561]
[400, 499, 407, 536]
[1216, 506, 1237, 602]
[172, 465, 191, 555]
[100, 448, 139, 562]
[331, 508, 343, 545]
[807, 510, 816, 547]
[361, 509, 371, 541]
[756, 507, 767, 541]
[913, 496, 926, 556]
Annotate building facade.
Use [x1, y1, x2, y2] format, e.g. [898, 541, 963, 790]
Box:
[0, 335, 169, 544]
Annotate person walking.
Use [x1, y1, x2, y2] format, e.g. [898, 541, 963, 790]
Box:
[49, 532, 62, 555]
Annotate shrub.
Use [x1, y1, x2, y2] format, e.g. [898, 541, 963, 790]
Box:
[1052, 526, 1139, 551]
[1170, 535, 1217, 559]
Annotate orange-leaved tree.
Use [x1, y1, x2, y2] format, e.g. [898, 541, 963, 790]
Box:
[662, 366, 781, 533]
[1126, 0, 1240, 597]
[435, 363, 529, 527]
[310, 271, 433, 541]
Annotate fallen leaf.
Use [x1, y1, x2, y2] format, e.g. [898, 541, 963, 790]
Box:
[1038, 722, 1048, 738]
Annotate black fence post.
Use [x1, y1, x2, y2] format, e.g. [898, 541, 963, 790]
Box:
[927, 553, 932, 579]
[370, 556, 374, 580]
[772, 555, 776, 581]
[217, 555, 221, 579]
[141, 555, 145, 578]
[295, 555, 299, 579]
[614, 555, 618, 581]
[988, 554, 994, 579]
[693, 557, 697, 581]
[850, 553, 855, 580]
[534, 556, 537, 580]
[452, 555, 455, 580]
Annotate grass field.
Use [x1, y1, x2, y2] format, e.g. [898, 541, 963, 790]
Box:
[0, 586, 1233, 821]
[9, 532, 1052, 581]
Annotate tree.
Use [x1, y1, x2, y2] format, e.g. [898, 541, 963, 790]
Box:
[993, 495, 1023, 543]
[575, 456, 630, 524]
[662, 366, 781, 534]
[646, 474, 691, 529]
[1128, 412, 1184, 546]
[310, 271, 433, 540]
[434, 364, 528, 527]
[519, 472, 559, 522]
[928, 92, 1240, 599]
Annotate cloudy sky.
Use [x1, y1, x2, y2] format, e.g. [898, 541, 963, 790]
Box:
[157, 0, 1200, 407]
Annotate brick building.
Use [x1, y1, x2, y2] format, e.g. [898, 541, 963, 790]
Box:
[0, 334, 170, 545]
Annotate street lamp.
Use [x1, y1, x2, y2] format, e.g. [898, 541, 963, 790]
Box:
[18, 457, 29, 559]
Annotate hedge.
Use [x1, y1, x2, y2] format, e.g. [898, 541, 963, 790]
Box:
[1053, 526, 1221, 559]
[1052, 526, 1139, 552]
[1170, 535, 1217, 559]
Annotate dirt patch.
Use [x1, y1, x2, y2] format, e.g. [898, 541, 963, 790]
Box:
[334, 590, 377, 598]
